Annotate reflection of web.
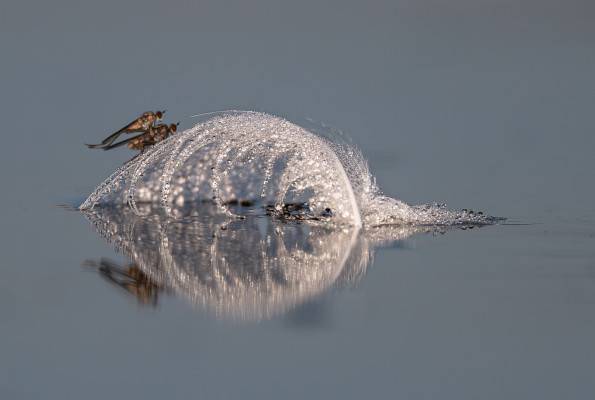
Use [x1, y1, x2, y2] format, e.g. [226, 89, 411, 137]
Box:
[83, 205, 361, 321]
[81, 111, 502, 227]
[83, 205, 489, 321]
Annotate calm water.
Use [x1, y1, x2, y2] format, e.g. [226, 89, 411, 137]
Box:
[2, 1, 595, 399]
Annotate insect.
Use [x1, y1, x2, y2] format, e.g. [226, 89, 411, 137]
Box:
[101, 122, 179, 152]
[86, 110, 165, 149]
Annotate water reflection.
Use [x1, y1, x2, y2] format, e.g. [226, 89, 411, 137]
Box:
[82, 204, 454, 321]
[83, 259, 165, 306]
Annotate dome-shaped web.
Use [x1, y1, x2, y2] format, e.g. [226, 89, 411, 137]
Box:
[80, 111, 501, 227]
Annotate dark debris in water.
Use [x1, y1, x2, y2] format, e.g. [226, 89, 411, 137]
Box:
[223, 199, 255, 207]
[265, 202, 333, 223]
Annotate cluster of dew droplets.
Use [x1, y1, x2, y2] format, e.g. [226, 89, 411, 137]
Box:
[79, 152, 143, 210]
[80, 111, 500, 227]
[82, 112, 362, 225]
[159, 122, 215, 215]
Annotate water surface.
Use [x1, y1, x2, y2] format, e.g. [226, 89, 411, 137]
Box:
[1, 0, 595, 398]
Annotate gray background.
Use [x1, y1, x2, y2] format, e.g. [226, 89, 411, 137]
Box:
[1, 1, 594, 399]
